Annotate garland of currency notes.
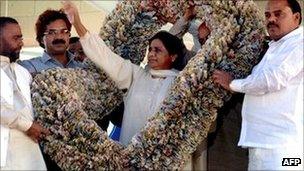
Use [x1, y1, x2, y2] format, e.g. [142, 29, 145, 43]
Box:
[32, 0, 266, 170]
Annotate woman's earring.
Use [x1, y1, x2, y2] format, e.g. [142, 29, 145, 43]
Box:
[171, 55, 177, 62]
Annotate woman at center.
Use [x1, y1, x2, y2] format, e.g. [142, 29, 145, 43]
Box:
[64, 3, 185, 146]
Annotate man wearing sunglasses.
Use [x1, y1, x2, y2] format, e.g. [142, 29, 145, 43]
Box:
[19, 9, 83, 76]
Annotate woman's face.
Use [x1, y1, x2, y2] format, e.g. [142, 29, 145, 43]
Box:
[148, 39, 176, 70]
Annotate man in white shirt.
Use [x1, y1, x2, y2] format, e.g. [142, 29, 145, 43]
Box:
[0, 16, 47, 170]
[213, 0, 303, 170]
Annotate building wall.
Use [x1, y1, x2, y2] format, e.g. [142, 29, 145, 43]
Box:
[0, 0, 107, 47]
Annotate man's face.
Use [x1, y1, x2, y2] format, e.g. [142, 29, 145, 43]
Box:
[198, 23, 210, 45]
[265, 0, 300, 41]
[42, 19, 70, 56]
[0, 23, 23, 62]
[68, 41, 86, 62]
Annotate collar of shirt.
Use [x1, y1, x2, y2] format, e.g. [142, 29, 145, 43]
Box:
[0, 55, 10, 64]
[149, 68, 179, 79]
[41, 51, 76, 65]
[0, 55, 13, 69]
[0, 55, 19, 90]
[269, 26, 303, 46]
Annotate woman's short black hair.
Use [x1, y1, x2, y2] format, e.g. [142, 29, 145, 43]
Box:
[287, 0, 302, 25]
[149, 31, 186, 71]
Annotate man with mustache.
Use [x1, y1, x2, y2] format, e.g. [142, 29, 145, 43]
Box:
[213, 0, 303, 170]
[19, 9, 85, 171]
[19, 9, 83, 75]
[19, 9, 119, 170]
[0, 16, 47, 170]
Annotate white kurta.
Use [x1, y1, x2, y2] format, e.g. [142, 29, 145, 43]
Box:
[80, 33, 179, 145]
[230, 27, 303, 148]
[230, 27, 303, 169]
[0, 55, 46, 170]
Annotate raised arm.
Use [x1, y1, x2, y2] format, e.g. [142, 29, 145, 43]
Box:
[169, 1, 196, 39]
[62, 1, 140, 89]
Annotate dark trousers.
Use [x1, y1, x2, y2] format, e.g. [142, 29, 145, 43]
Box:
[207, 94, 248, 171]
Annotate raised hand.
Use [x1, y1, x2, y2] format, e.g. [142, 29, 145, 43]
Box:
[139, 0, 155, 12]
[61, 0, 87, 37]
[61, 0, 78, 24]
[183, 0, 196, 21]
